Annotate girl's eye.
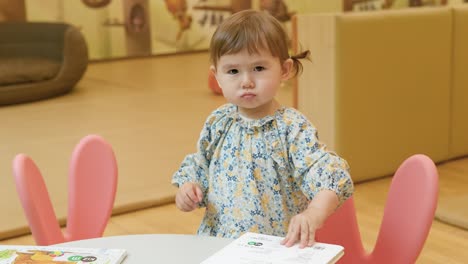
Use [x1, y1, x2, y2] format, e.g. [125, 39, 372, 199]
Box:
[227, 69, 238, 74]
[254, 66, 265, 72]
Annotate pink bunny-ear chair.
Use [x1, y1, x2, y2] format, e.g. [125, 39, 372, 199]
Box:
[12, 134, 118, 245]
[316, 154, 438, 263]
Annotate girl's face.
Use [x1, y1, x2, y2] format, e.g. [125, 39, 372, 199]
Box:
[212, 48, 292, 119]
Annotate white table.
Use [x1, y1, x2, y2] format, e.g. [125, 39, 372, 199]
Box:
[55, 234, 233, 263]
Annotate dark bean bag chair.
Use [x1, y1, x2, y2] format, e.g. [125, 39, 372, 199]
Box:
[0, 22, 88, 105]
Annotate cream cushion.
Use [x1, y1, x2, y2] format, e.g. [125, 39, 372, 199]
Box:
[295, 8, 452, 182]
[0, 57, 61, 85]
[450, 6, 468, 158]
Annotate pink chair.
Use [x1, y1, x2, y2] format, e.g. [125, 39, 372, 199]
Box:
[12, 135, 118, 245]
[316, 154, 439, 264]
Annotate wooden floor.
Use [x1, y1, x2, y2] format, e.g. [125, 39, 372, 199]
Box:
[2, 52, 468, 263]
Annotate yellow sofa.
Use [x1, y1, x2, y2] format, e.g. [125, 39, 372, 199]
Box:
[293, 6, 468, 182]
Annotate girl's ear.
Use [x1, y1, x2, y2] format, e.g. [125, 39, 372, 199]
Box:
[209, 65, 216, 76]
[209, 65, 222, 89]
[281, 58, 293, 81]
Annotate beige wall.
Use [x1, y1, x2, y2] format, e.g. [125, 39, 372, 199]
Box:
[25, 0, 112, 60]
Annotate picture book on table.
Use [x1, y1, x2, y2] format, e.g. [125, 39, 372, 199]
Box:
[201, 232, 344, 264]
[0, 245, 126, 264]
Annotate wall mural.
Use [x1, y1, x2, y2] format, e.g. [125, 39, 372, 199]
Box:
[343, 0, 451, 12]
[0, 0, 464, 60]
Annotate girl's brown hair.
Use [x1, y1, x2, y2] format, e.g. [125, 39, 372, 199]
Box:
[209, 9, 309, 77]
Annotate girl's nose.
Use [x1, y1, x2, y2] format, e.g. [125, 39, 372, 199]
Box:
[241, 74, 254, 89]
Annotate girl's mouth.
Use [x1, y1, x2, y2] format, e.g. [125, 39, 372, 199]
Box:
[241, 93, 256, 99]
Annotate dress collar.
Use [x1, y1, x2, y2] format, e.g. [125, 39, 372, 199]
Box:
[227, 104, 286, 130]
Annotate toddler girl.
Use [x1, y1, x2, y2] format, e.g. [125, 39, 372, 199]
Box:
[172, 9, 354, 248]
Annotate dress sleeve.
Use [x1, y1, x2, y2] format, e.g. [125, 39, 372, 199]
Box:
[171, 107, 227, 207]
[287, 115, 354, 205]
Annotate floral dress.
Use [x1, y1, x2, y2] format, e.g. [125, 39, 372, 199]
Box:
[172, 104, 354, 238]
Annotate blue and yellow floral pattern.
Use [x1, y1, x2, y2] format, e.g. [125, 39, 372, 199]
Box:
[172, 104, 353, 238]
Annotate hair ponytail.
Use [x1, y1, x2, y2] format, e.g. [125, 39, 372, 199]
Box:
[290, 50, 311, 77]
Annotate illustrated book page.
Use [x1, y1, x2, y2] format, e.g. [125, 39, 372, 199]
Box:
[0, 245, 127, 264]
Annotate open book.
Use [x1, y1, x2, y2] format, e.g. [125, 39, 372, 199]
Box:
[0, 245, 126, 264]
[201, 232, 344, 264]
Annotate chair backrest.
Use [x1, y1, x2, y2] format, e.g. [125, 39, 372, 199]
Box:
[65, 135, 118, 241]
[316, 154, 438, 264]
[370, 154, 438, 264]
[12, 135, 117, 245]
[12, 154, 65, 245]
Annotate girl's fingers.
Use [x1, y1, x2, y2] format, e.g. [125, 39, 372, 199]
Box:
[299, 220, 309, 248]
[307, 229, 315, 247]
[282, 220, 300, 247]
[194, 185, 204, 202]
[185, 189, 199, 204]
[176, 194, 189, 211]
[175, 192, 189, 211]
[175, 183, 203, 212]
[288, 225, 300, 247]
[283, 217, 316, 249]
[176, 190, 196, 211]
[184, 183, 203, 204]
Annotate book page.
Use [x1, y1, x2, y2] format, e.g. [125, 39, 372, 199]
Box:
[201, 232, 344, 264]
[0, 245, 126, 264]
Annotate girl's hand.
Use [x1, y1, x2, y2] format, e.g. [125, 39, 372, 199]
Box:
[175, 182, 203, 212]
[281, 189, 339, 248]
[280, 206, 327, 248]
